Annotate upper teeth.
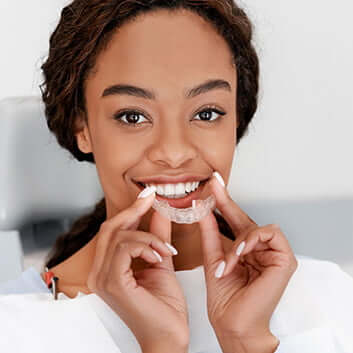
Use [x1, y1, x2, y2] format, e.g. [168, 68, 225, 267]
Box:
[144, 181, 200, 196]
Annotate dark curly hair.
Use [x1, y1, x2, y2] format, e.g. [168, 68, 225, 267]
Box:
[40, 0, 260, 270]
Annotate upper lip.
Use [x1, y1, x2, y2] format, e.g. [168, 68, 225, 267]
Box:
[133, 174, 210, 185]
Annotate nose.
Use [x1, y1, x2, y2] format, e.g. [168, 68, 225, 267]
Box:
[146, 121, 198, 168]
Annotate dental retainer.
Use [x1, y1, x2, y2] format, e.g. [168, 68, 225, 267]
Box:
[152, 194, 216, 224]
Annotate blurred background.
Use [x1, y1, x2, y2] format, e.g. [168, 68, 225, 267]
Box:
[0, 0, 352, 283]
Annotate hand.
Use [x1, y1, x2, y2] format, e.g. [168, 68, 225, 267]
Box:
[197, 173, 297, 348]
[86, 188, 189, 351]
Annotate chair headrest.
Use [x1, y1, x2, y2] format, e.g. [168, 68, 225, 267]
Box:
[0, 96, 103, 230]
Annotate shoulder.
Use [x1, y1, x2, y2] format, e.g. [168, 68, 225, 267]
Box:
[293, 254, 353, 290]
[271, 254, 353, 350]
[0, 267, 51, 295]
[285, 253, 353, 296]
[271, 253, 353, 333]
[295, 254, 343, 275]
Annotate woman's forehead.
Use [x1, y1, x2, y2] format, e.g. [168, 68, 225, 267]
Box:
[88, 9, 235, 92]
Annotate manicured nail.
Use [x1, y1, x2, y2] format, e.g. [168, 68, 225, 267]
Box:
[215, 260, 226, 278]
[214, 208, 222, 215]
[165, 242, 178, 255]
[152, 250, 163, 262]
[236, 241, 246, 256]
[138, 185, 157, 199]
[213, 171, 225, 187]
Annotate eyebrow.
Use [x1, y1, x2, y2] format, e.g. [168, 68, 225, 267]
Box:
[101, 79, 231, 99]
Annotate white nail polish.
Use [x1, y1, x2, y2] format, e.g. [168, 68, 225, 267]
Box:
[236, 241, 246, 256]
[152, 250, 163, 262]
[165, 242, 178, 255]
[215, 261, 225, 278]
[138, 185, 157, 199]
[213, 171, 225, 187]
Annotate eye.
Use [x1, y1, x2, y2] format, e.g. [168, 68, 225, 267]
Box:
[113, 110, 149, 127]
[113, 105, 226, 128]
[193, 106, 226, 123]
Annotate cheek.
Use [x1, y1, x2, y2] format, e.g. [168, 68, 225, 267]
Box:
[95, 133, 147, 209]
[112, 138, 143, 166]
[195, 124, 235, 169]
[204, 141, 235, 173]
[92, 127, 146, 192]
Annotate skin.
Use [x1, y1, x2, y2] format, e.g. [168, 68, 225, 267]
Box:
[41, 9, 237, 297]
[40, 9, 298, 351]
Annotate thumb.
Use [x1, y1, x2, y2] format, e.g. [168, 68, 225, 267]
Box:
[149, 210, 175, 271]
[198, 210, 225, 278]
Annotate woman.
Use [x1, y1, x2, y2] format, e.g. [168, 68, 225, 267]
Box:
[1, 1, 352, 352]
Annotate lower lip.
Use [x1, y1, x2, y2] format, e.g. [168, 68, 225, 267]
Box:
[135, 180, 208, 208]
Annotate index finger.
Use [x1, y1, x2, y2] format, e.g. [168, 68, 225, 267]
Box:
[208, 172, 257, 235]
[103, 186, 157, 232]
[149, 210, 175, 271]
[93, 186, 157, 274]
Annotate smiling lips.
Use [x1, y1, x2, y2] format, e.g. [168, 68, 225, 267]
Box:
[133, 176, 210, 208]
[133, 174, 209, 197]
[140, 180, 202, 198]
[133, 174, 209, 184]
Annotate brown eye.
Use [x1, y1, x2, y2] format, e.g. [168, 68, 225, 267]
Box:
[194, 108, 225, 122]
[113, 110, 149, 127]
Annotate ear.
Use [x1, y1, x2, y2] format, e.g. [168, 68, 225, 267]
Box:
[74, 115, 93, 154]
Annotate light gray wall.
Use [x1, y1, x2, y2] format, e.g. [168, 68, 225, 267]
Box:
[0, 1, 352, 275]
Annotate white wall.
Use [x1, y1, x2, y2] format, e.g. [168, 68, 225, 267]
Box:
[0, 1, 352, 273]
[0, 0, 70, 98]
[1, 0, 351, 200]
[231, 0, 353, 201]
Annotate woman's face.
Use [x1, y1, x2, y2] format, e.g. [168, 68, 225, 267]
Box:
[76, 9, 237, 233]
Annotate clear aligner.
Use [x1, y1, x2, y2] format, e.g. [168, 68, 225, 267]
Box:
[152, 194, 216, 224]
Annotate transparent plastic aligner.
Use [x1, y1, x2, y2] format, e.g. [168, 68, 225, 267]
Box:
[152, 194, 216, 224]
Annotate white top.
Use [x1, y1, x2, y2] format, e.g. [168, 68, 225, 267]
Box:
[0, 254, 352, 353]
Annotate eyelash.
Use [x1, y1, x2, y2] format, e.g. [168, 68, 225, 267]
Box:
[112, 105, 226, 128]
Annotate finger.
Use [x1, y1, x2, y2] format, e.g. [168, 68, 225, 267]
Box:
[149, 209, 174, 271]
[222, 224, 293, 277]
[210, 172, 257, 235]
[241, 251, 266, 273]
[198, 210, 225, 279]
[221, 225, 268, 277]
[100, 229, 177, 281]
[91, 186, 157, 277]
[109, 241, 168, 292]
[233, 230, 298, 320]
[111, 186, 157, 231]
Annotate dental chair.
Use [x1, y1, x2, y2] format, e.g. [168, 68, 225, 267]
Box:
[0, 96, 103, 283]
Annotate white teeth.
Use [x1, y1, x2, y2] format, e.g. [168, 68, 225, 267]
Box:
[175, 183, 185, 194]
[144, 181, 201, 197]
[156, 185, 164, 195]
[165, 184, 174, 196]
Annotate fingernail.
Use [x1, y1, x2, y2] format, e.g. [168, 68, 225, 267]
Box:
[215, 260, 225, 278]
[152, 250, 163, 262]
[165, 242, 178, 255]
[213, 171, 225, 188]
[236, 241, 246, 256]
[214, 208, 222, 215]
[138, 185, 157, 199]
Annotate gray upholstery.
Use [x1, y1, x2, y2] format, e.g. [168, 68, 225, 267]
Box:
[0, 96, 103, 283]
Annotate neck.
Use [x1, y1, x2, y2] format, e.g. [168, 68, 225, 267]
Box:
[40, 222, 214, 298]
